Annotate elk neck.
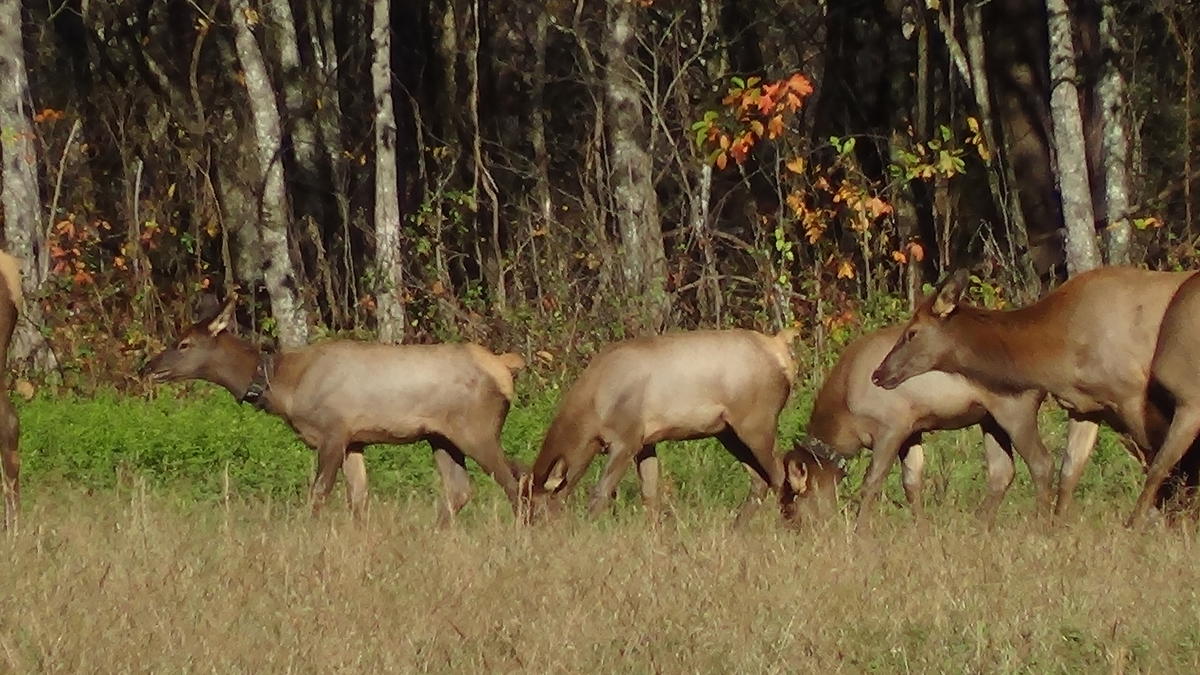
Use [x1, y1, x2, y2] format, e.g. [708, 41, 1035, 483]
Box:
[205, 334, 281, 409]
[943, 299, 1069, 394]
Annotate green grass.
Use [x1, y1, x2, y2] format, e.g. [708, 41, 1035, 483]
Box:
[15, 379, 1147, 520]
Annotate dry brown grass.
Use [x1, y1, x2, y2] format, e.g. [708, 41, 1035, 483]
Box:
[3, 489, 1200, 673]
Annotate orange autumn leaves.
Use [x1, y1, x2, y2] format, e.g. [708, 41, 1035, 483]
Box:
[693, 72, 813, 170]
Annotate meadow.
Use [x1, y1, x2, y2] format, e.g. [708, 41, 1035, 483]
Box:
[3, 381, 1196, 672]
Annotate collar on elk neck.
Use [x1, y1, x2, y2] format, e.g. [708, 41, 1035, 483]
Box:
[239, 352, 276, 410]
[803, 435, 850, 474]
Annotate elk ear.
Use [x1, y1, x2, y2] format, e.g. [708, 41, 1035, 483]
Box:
[542, 457, 567, 492]
[931, 269, 970, 318]
[207, 297, 238, 336]
[785, 456, 809, 495]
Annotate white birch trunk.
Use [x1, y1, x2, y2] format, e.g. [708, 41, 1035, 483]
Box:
[1046, 0, 1102, 275]
[604, 0, 667, 327]
[1097, 0, 1133, 265]
[0, 0, 53, 370]
[262, 0, 320, 182]
[371, 0, 405, 343]
[231, 0, 309, 347]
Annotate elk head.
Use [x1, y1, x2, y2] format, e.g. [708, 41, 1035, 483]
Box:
[871, 269, 970, 390]
[140, 296, 240, 383]
[779, 441, 845, 525]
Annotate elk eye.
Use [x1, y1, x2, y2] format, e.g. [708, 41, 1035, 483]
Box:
[178, 341, 191, 351]
[905, 329, 917, 342]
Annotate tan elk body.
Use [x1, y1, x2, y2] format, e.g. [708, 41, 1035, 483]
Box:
[792, 323, 1053, 525]
[143, 299, 525, 523]
[525, 328, 799, 520]
[872, 266, 1199, 515]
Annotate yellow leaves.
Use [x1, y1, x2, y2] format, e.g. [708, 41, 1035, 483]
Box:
[767, 114, 785, 139]
[837, 260, 856, 279]
[715, 151, 729, 170]
[891, 241, 925, 265]
[749, 120, 765, 138]
[242, 7, 260, 26]
[785, 157, 805, 174]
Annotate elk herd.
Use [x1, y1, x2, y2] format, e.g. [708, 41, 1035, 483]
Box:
[4, 253, 1200, 532]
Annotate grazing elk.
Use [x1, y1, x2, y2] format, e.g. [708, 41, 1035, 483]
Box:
[0, 252, 21, 530]
[1130, 273, 1200, 527]
[523, 328, 799, 521]
[871, 267, 1200, 516]
[786, 324, 1054, 527]
[142, 297, 526, 524]
[778, 444, 845, 526]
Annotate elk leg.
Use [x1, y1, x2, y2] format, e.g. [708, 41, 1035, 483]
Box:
[1057, 418, 1099, 517]
[635, 445, 661, 520]
[733, 461, 770, 528]
[309, 436, 348, 516]
[587, 438, 638, 517]
[977, 420, 1015, 525]
[454, 434, 522, 514]
[899, 442, 926, 519]
[856, 430, 909, 527]
[342, 444, 368, 521]
[431, 441, 472, 527]
[989, 397, 1055, 516]
[716, 426, 783, 527]
[0, 397, 18, 531]
[1127, 403, 1200, 529]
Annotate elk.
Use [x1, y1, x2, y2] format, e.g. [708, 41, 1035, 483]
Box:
[1129, 273, 1200, 527]
[787, 323, 1054, 526]
[523, 328, 799, 521]
[0, 252, 21, 530]
[142, 297, 526, 524]
[778, 444, 845, 526]
[871, 267, 1200, 516]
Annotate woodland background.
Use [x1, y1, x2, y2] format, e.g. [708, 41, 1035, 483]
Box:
[0, 0, 1198, 390]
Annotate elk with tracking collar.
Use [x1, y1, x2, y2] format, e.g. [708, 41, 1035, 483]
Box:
[142, 297, 527, 524]
[788, 323, 1054, 526]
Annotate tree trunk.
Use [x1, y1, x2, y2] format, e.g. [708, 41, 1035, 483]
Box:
[963, 1, 1036, 286]
[230, 0, 309, 347]
[885, 0, 923, 309]
[604, 0, 667, 328]
[1045, 0, 1102, 274]
[1096, 0, 1133, 265]
[262, 0, 321, 183]
[0, 0, 53, 371]
[307, 0, 351, 325]
[530, 8, 554, 233]
[371, 0, 405, 343]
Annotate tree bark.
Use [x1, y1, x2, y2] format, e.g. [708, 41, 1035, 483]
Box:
[371, 0, 405, 343]
[1096, 0, 1133, 265]
[964, 1, 1035, 284]
[1045, 0, 1102, 274]
[885, 0, 923, 309]
[604, 0, 667, 328]
[0, 0, 53, 370]
[230, 0, 310, 347]
[262, 0, 321, 182]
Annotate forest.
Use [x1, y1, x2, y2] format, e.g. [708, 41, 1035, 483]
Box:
[0, 0, 1197, 385]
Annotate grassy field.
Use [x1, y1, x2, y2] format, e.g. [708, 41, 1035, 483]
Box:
[2, 383, 1192, 672]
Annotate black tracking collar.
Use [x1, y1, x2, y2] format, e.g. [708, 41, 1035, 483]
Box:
[240, 353, 275, 410]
